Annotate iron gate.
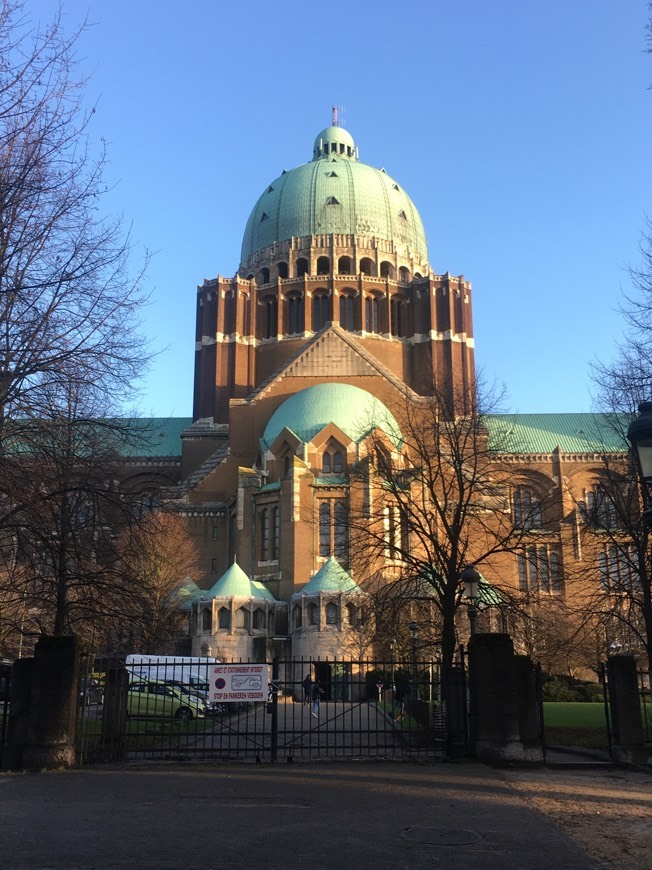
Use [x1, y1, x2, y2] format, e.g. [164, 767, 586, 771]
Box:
[76, 654, 467, 764]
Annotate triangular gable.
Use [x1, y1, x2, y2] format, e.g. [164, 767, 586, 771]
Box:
[248, 325, 420, 404]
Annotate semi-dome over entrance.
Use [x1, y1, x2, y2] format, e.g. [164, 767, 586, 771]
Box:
[240, 124, 428, 267]
[261, 383, 402, 449]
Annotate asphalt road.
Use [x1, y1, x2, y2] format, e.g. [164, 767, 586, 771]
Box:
[0, 761, 600, 869]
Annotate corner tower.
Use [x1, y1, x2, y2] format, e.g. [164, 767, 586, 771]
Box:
[193, 122, 476, 423]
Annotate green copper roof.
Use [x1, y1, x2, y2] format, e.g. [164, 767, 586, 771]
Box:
[261, 383, 402, 449]
[205, 560, 276, 601]
[240, 126, 428, 266]
[486, 413, 628, 454]
[176, 578, 203, 611]
[296, 557, 362, 596]
[116, 417, 192, 458]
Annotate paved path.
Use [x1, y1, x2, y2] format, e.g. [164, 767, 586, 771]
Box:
[0, 761, 601, 869]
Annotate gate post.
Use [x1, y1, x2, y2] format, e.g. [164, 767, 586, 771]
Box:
[21, 635, 79, 770]
[468, 633, 524, 764]
[606, 654, 649, 765]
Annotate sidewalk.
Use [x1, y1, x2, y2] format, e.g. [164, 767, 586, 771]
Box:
[3, 760, 642, 869]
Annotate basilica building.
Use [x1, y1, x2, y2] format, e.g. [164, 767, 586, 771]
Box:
[123, 121, 632, 670]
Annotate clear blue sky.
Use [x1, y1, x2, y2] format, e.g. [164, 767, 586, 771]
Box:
[39, 0, 652, 417]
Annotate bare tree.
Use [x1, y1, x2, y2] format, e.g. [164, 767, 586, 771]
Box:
[111, 510, 200, 654]
[349, 381, 525, 718]
[0, 2, 152, 647]
[0, 1, 149, 429]
[563, 452, 652, 684]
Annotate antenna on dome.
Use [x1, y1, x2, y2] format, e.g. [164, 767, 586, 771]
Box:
[332, 104, 339, 126]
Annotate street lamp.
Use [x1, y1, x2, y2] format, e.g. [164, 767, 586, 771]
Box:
[461, 564, 481, 636]
[627, 401, 652, 520]
[408, 621, 419, 700]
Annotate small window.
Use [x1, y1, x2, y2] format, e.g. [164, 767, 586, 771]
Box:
[236, 607, 251, 630]
[253, 608, 265, 630]
[211, 558, 217, 573]
[322, 452, 331, 474]
[260, 212, 269, 222]
[309, 602, 319, 625]
[392, 183, 400, 191]
[267, 185, 274, 193]
[326, 196, 340, 205]
[327, 171, 338, 178]
[398, 210, 407, 220]
[212, 525, 219, 540]
[202, 609, 212, 631]
[326, 602, 338, 625]
[218, 607, 231, 630]
[293, 604, 302, 629]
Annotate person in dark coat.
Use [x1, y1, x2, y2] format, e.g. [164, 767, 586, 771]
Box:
[302, 674, 312, 704]
[311, 681, 322, 718]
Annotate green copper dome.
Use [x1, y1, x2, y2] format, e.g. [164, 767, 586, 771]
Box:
[294, 557, 363, 596]
[240, 125, 428, 266]
[261, 383, 402, 449]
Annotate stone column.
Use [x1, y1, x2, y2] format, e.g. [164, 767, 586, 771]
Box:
[468, 633, 524, 764]
[607, 654, 648, 765]
[21, 635, 79, 770]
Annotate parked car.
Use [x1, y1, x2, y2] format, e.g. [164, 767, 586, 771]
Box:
[163, 680, 208, 712]
[79, 677, 104, 706]
[127, 680, 205, 721]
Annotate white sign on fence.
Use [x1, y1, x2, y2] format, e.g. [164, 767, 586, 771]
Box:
[209, 664, 270, 702]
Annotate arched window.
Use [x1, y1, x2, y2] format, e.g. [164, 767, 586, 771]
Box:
[333, 450, 343, 473]
[259, 507, 270, 561]
[339, 294, 356, 331]
[272, 506, 280, 560]
[334, 501, 348, 562]
[253, 608, 265, 630]
[346, 602, 359, 626]
[287, 294, 304, 335]
[277, 261, 288, 279]
[262, 296, 278, 339]
[316, 256, 330, 275]
[365, 296, 380, 333]
[309, 602, 319, 625]
[322, 452, 331, 474]
[202, 608, 212, 632]
[256, 267, 270, 285]
[284, 454, 292, 477]
[380, 261, 394, 278]
[236, 607, 251, 630]
[512, 486, 542, 530]
[313, 293, 329, 330]
[295, 257, 309, 277]
[360, 257, 376, 276]
[218, 607, 231, 630]
[338, 256, 352, 275]
[398, 266, 410, 283]
[293, 604, 303, 629]
[326, 602, 338, 625]
[319, 501, 331, 557]
[580, 484, 620, 530]
[391, 298, 406, 337]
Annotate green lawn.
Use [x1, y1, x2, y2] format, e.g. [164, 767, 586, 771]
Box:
[543, 702, 607, 728]
[543, 702, 608, 750]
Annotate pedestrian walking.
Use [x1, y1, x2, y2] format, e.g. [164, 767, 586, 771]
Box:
[302, 673, 312, 704]
[311, 681, 322, 718]
[393, 680, 407, 721]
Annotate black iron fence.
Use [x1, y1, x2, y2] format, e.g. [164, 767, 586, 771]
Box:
[76, 654, 466, 764]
